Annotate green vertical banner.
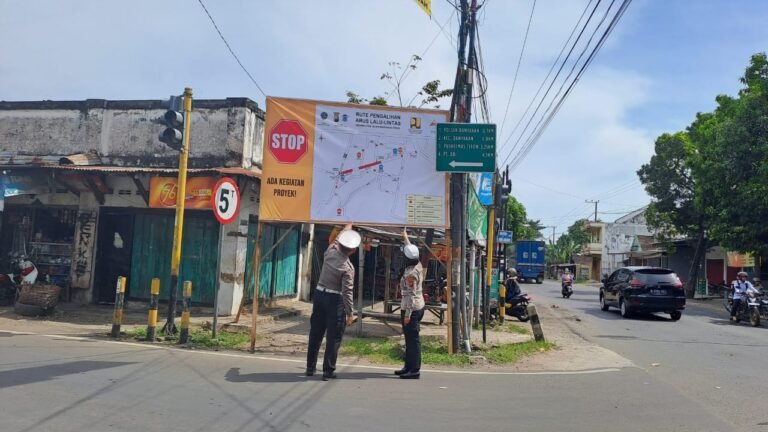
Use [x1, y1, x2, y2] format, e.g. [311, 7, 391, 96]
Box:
[467, 185, 487, 242]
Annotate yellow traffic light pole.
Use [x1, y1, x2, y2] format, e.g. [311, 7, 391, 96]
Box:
[485, 172, 498, 318]
[164, 87, 193, 335]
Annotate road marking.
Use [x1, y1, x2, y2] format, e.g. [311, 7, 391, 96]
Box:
[0, 330, 625, 376]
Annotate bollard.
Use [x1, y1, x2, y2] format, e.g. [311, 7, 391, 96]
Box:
[146, 278, 160, 341]
[499, 284, 506, 323]
[179, 281, 192, 344]
[111, 276, 127, 338]
[526, 304, 545, 342]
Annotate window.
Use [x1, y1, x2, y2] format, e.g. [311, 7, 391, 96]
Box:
[634, 269, 677, 285]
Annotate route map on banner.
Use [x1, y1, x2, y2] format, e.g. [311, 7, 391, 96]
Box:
[260, 97, 448, 228]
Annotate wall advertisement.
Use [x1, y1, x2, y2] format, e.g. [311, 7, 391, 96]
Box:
[148, 176, 217, 209]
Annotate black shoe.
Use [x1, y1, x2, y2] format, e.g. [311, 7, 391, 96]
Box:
[322, 372, 337, 381]
[305, 368, 315, 377]
[399, 371, 420, 379]
[394, 368, 408, 376]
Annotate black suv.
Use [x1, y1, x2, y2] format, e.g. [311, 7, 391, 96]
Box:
[599, 266, 686, 320]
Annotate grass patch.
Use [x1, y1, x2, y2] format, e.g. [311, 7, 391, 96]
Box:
[126, 327, 147, 339]
[339, 338, 401, 364]
[125, 325, 251, 350]
[473, 321, 529, 334]
[339, 335, 554, 366]
[188, 328, 250, 350]
[485, 340, 555, 363]
[421, 337, 470, 366]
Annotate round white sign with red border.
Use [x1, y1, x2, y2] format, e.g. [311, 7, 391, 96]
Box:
[212, 177, 240, 224]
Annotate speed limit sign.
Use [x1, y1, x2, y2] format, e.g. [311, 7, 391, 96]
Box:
[212, 178, 240, 224]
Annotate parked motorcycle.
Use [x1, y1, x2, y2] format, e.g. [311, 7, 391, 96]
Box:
[0, 255, 39, 306]
[505, 293, 532, 322]
[561, 281, 573, 299]
[724, 290, 766, 327]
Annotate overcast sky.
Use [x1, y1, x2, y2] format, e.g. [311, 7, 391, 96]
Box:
[2, 0, 767, 237]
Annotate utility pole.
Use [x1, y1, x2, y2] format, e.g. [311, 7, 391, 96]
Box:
[447, 0, 473, 353]
[586, 199, 599, 222]
[547, 226, 556, 245]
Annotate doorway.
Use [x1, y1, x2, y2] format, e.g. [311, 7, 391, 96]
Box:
[94, 213, 135, 303]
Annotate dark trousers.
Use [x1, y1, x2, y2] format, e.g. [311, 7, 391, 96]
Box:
[731, 298, 743, 318]
[307, 290, 346, 374]
[401, 308, 424, 372]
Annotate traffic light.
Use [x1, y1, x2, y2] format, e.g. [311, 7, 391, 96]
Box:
[159, 96, 184, 151]
[495, 169, 512, 210]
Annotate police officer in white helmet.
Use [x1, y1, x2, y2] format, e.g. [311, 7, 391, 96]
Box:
[306, 223, 360, 380]
[395, 228, 426, 379]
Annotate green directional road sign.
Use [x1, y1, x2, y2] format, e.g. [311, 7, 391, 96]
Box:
[436, 123, 496, 173]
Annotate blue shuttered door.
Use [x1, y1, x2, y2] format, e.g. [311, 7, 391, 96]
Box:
[129, 213, 218, 304]
[245, 223, 300, 300]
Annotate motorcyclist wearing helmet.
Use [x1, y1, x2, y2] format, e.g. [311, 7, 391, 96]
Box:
[561, 268, 574, 291]
[504, 267, 521, 304]
[731, 271, 759, 322]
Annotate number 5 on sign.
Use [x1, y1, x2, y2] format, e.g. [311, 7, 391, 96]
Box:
[212, 178, 240, 225]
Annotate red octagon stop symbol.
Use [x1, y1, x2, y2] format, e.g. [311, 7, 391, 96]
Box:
[268, 120, 309, 164]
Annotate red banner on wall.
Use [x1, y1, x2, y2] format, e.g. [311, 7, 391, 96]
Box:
[149, 176, 217, 209]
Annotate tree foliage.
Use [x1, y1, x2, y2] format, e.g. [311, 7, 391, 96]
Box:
[546, 219, 590, 266]
[504, 196, 543, 241]
[637, 53, 768, 295]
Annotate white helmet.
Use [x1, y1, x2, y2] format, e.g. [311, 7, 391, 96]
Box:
[337, 230, 361, 249]
[404, 244, 420, 260]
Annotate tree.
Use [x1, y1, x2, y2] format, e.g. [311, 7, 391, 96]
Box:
[346, 54, 453, 109]
[695, 53, 768, 255]
[566, 219, 591, 252]
[636, 54, 768, 296]
[638, 131, 707, 298]
[545, 219, 590, 268]
[504, 196, 542, 241]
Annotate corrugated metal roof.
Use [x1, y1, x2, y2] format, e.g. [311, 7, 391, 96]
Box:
[46, 165, 261, 178]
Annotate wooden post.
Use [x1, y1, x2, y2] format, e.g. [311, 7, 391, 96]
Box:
[384, 246, 392, 313]
[445, 233, 454, 354]
[355, 246, 365, 336]
[248, 222, 264, 352]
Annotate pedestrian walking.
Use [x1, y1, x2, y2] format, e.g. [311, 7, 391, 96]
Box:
[306, 223, 360, 381]
[395, 228, 425, 379]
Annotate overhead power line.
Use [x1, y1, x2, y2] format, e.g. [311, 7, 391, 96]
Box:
[197, 0, 267, 98]
[496, 0, 599, 161]
[506, 0, 633, 171]
[498, 0, 537, 139]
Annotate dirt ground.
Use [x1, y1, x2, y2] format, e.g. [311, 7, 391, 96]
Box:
[0, 296, 635, 372]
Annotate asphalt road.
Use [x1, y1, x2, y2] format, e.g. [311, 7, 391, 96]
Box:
[534, 279, 768, 431]
[1, 282, 765, 432]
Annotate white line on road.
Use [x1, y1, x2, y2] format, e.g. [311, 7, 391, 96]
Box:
[1, 329, 625, 376]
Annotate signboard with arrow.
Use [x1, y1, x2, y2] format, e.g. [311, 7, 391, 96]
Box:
[436, 123, 496, 173]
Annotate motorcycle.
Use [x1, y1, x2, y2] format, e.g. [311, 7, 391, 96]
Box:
[505, 293, 532, 322]
[561, 280, 573, 299]
[724, 290, 766, 327]
[0, 256, 39, 306]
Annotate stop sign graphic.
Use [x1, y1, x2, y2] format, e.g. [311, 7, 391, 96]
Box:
[269, 120, 309, 164]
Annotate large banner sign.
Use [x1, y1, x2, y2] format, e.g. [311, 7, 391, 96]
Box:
[260, 97, 449, 227]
